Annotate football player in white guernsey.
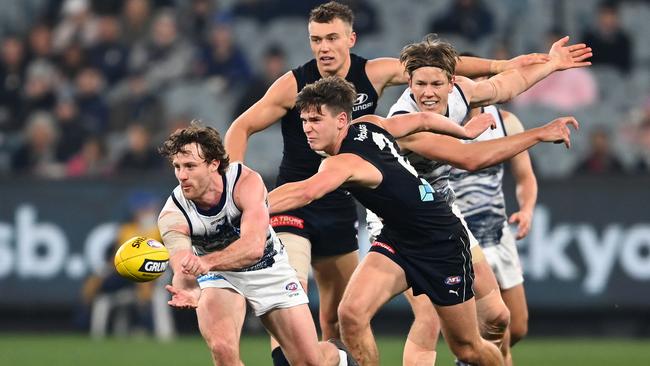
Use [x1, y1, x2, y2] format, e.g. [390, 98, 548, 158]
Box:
[370, 36, 585, 366]
[157, 122, 358, 366]
[450, 105, 537, 351]
[223, 3, 590, 359]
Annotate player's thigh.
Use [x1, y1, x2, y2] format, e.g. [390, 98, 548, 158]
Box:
[277, 232, 311, 285]
[196, 287, 247, 344]
[434, 298, 482, 347]
[261, 304, 321, 361]
[312, 251, 359, 308]
[339, 251, 408, 321]
[404, 288, 441, 346]
[472, 246, 500, 299]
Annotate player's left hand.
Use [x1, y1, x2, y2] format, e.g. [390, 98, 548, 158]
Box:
[464, 113, 496, 139]
[503, 53, 551, 72]
[181, 253, 210, 276]
[166, 285, 200, 309]
[509, 210, 533, 239]
[549, 36, 593, 70]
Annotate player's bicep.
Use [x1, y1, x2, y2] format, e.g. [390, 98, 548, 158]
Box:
[306, 156, 354, 198]
[367, 58, 408, 90]
[234, 169, 271, 242]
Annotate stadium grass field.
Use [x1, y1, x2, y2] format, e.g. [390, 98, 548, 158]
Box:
[1, 334, 649, 365]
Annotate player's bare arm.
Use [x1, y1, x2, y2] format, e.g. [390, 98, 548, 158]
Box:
[366, 53, 554, 94]
[398, 116, 579, 171]
[364, 111, 495, 140]
[224, 71, 298, 161]
[268, 154, 379, 214]
[158, 207, 200, 308]
[502, 110, 538, 239]
[180, 167, 269, 275]
[459, 36, 593, 107]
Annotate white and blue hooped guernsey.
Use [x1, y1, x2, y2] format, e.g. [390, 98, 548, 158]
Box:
[169, 162, 281, 272]
[449, 105, 508, 247]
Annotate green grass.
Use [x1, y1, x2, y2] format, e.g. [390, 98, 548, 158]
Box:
[1, 333, 649, 365]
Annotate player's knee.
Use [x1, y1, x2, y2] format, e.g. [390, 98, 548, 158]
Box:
[206, 337, 239, 362]
[509, 316, 528, 345]
[338, 300, 368, 334]
[448, 338, 481, 363]
[482, 305, 510, 341]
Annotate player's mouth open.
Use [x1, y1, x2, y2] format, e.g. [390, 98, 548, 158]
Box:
[422, 100, 438, 107]
[320, 56, 334, 63]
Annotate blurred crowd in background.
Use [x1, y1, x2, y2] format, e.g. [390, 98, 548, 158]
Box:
[0, 0, 649, 181]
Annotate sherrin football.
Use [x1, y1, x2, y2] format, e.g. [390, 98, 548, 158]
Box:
[114, 236, 169, 282]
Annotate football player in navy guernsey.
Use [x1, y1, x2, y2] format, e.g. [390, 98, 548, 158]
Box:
[371, 38, 583, 366]
[224, 2, 590, 359]
[267, 77, 504, 366]
[156, 122, 358, 366]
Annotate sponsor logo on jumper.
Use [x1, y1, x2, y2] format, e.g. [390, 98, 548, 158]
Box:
[353, 93, 373, 112]
[355, 93, 369, 105]
[270, 215, 304, 229]
[445, 276, 462, 285]
[371, 241, 395, 254]
[354, 124, 369, 141]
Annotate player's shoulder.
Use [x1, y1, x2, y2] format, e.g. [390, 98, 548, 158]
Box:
[499, 108, 526, 134]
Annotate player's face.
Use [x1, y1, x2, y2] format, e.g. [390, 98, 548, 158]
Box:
[409, 67, 454, 115]
[172, 143, 218, 200]
[301, 105, 346, 152]
[308, 18, 356, 76]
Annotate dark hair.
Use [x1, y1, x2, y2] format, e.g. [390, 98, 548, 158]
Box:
[399, 34, 459, 81]
[295, 76, 356, 122]
[309, 1, 354, 27]
[159, 120, 229, 174]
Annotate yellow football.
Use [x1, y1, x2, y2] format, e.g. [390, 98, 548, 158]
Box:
[114, 236, 169, 282]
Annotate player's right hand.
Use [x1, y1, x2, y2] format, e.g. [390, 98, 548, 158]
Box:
[540, 116, 580, 148]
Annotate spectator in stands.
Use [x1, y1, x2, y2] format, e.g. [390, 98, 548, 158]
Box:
[233, 44, 287, 118]
[52, 0, 99, 53]
[120, 0, 153, 47]
[179, 0, 222, 40]
[108, 69, 164, 133]
[21, 60, 59, 120]
[115, 124, 164, 172]
[129, 9, 194, 92]
[427, 0, 494, 42]
[80, 190, 163, 335]
[620, 97, 650, 173]
[87, 15, 129, 86]
[11, 111, 65, 178]
[0, 35, 27, 133]
[581, 0, 633, 74]
[54, 97, 89, 162]
[25, 23, 54, 65]
[514, 30, 598, 111]
[57, 41, 86, 82]
[194, 13, 252, 88]
[65, 135, 111, 177]
[75, 67, 109, 136]
[575, 127, 625, 175]
[344, 0, 379, 36]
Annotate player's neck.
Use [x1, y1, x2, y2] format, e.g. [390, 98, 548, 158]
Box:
[193, 173, 225, 211]
[327, 125, 350, 155]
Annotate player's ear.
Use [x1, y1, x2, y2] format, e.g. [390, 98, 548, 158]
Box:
[348, 30, 357, 48]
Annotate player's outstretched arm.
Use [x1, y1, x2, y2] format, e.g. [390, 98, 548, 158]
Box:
[457, 53, 550, 78]
[463, 36, 593, 107]
[399, 116, 578, 171]
[373, 111, 495, 140]
[268, 155, 356, 214]
[181, 168, 269, 275]
[503, 111, 538, 239]
[158, 205, 200, 308]
[224, 72, 297, 162]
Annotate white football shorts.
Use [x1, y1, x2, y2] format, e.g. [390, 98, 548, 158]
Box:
[481, 223, 524, 290]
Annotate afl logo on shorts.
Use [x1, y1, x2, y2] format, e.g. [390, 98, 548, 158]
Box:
[444, 276, 462, 286]
[285, 282, 299, 291]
